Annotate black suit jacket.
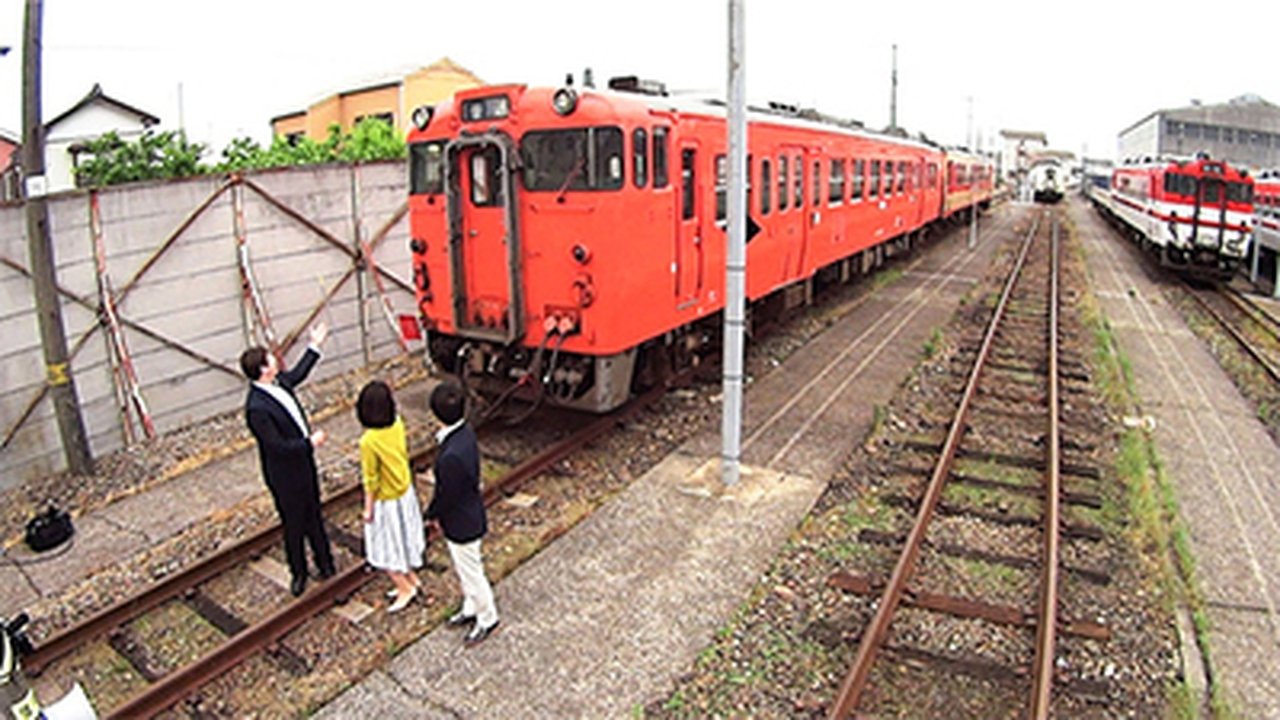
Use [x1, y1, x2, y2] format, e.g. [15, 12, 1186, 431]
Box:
[245, 348, 320, 496]
[426, 423, 487, 543]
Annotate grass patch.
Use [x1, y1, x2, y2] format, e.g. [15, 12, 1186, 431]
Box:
[1080, 258, 1225, 719]
[922, 327, 943, 359]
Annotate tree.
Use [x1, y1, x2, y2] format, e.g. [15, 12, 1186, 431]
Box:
[73, 118, 408, 189]
[74, 130, 208, 187]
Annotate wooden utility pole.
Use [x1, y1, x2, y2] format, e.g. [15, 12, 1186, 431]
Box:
[23, 0, 95, 474]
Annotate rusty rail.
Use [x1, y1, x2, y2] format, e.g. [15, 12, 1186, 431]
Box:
[1030, 216, 1062, 718]
[827, 213, 1044, 718]
[100, 378, 676, 718]
[1183, 282, 1280, 385]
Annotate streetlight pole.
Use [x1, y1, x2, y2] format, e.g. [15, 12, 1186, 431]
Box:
[22, 0, 95, 474]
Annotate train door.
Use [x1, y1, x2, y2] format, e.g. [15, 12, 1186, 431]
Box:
[778, 146, 809, 279]
[676, 143, 702, 304]
[445, 135, 524, 343]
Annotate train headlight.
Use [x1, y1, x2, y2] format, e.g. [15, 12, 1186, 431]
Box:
[552, 88, 579, 116]
[411, 106, 434, 131]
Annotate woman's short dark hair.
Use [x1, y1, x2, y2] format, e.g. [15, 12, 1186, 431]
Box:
[357, 381, 396, 429]
[429, 382, 466, 425]
[239, 347, 269, 380]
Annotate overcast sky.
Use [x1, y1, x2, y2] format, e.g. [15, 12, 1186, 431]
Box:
[1, 0, 1275, 162]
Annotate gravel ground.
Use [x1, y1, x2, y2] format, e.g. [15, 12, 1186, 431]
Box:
[22, 231, 925, 716]
[645, 211, 1180, 718]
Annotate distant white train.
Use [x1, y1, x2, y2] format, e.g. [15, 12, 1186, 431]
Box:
[1028, 160, 1065, 203]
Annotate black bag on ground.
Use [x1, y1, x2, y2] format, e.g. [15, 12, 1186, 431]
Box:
[25, 506, 74, 552]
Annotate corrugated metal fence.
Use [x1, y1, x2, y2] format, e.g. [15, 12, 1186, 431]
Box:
[0, 159, 415, 489]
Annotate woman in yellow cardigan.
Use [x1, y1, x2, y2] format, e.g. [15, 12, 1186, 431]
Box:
[357, 381, 425, 612]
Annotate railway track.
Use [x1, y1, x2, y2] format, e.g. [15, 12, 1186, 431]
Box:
[23, 382, 674, 718]
[1179, 282, 1280, 385]
[825, 210, 1111, 717]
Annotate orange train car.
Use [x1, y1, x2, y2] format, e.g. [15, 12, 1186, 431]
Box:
[406, 77, 993, 412]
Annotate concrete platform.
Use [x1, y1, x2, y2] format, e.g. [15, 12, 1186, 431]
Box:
[318, 208, 1019, 717]
[1072, 200, 1280, 718]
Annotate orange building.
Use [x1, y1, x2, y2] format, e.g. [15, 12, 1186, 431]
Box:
[271, 57, 483, 142]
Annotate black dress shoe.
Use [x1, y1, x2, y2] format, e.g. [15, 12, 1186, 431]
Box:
[464, 620, 499, 647]
[317, 565, 336, 580]
[290, 576, 307, 597]
[446, 611, 476, 628]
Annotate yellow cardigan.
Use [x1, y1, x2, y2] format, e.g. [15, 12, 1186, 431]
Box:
[359, 417, 412, 501]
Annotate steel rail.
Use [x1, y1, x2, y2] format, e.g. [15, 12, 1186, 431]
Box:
[827, 214, 1043, 719]
[26, 411, 501, 674]
[1181, 282, 1280, 386]
[1029, 215, 1062, 718]
[1223, 286, 1280, 345]
[102, 379, 676, 718]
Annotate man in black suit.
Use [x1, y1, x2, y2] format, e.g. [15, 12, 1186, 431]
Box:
[240, 323, 336, 597]
[426, 382, 499, 646]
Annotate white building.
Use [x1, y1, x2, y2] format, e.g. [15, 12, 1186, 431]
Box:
[998, 129, 1048, 184]
[44, 84, 159, 193]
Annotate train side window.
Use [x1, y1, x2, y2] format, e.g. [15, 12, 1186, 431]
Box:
[812, 160, 822, 207]
[653, 127, 670, 189]
[715, 154, 728, 222]
[633, 129, 648, 188]
[761, 158, 772, 215]
[594, 127, 624, 190]
[778, 155, 789, 211]
[829, 159, 844, 204]
[897, 161, 906, 193]
[870, 160, 880, 198]
[793, 156, 803, 208]
[681, 148, 696, 220]
[928, 162, 938, 188]
[853, 159, 864, 200]
[885, 163, 895, 197]
[469, 146, 503, 207]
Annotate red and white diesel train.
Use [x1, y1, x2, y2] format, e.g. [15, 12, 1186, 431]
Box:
[1088, 153, 1254, 279]
[1254, 170, 1280, 259]
[406, 77, 993, 412]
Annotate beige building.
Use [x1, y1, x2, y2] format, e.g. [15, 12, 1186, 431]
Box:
[270, 57, 483, 142]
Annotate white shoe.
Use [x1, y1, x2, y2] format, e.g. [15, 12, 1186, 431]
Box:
[388, 587, 418, 613]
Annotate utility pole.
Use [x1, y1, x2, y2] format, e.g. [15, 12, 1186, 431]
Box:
[889, 44, 898, 132]
[721, 0, 746, 486]
[23, 0, 95, 474]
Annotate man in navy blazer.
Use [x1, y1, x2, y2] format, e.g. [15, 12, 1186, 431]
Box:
[426, 382, 499, 645]
[240, 323, 335, 597]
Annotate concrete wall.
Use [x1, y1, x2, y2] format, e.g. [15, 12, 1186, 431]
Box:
[0, 159, 413, 489]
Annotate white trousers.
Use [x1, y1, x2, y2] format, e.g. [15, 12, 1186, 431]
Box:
[446, 538, 498, 628]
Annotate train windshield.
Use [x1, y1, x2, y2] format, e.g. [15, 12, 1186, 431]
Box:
[521, 127, 624, 192]
[409, 141, 445, 195]
[1226, 181, 1253, 204]
[1163, 173, 1196, 197]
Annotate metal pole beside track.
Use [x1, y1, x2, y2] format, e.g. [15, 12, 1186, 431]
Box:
[721, 0, 746, 486]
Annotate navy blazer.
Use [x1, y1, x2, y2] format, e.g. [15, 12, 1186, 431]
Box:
[245, 348, 320, 495]
[426, 423, 487, 543]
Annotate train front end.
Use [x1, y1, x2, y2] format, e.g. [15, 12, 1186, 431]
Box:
[405, 84, 660, 414]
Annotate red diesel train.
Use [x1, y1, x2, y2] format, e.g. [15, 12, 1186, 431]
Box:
[406, 77, 993, 412]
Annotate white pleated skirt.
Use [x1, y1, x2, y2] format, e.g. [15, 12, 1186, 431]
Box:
[363, 489, 425, 573]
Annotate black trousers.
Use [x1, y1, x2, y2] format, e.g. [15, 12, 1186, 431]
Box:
[270, 476, 334, 580]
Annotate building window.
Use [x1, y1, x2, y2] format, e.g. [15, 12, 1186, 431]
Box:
[1165, 120, 1180, 136]
[284, 131, 304, 147]
[1203, 125, 1220, 141]
[356, 112, 394, 127]
[1223, 127, 1234, 144]
[1184, 123, 1201, 139]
